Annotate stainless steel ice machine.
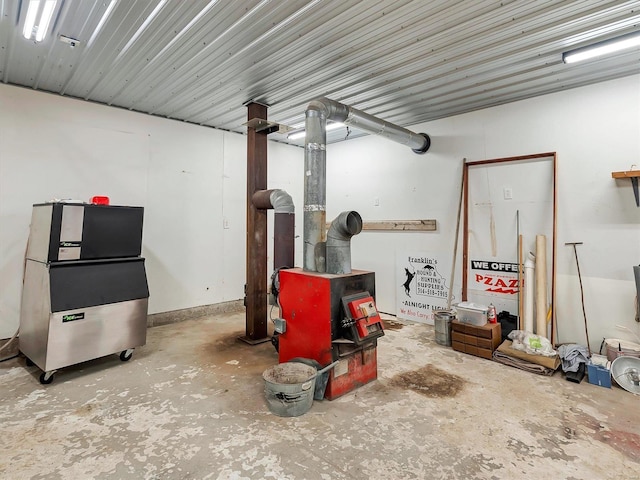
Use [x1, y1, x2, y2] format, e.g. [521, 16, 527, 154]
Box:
[19, 202, 149, 384]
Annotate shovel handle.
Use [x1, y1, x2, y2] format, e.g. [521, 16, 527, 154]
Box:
[316, 361, 339, 377]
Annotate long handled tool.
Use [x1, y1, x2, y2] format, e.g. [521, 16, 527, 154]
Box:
[517, 210, 522, 330]
[566, 242, 591, 355]
[518, 234, 523, 330]
[447, 159, 465, 309]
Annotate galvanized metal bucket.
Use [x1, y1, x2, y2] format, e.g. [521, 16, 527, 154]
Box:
[434, 309, 455, 346]
[263, 363, 318, 417]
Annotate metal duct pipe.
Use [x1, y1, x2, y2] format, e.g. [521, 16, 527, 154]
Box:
[326, 211, 363, 274]
[269, 189, 294, 214]
[252, 189, 295, 213]
[303, 105, 327, 272]
[308, 97, 431, 153]
[252, 189, 295, 270]
[303, 97, 431, 272]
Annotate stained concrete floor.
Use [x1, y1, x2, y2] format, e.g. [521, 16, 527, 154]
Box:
[1, 310, 639, 480]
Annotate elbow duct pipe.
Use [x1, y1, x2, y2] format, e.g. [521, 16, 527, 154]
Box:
[271, 189, 295, 269]
[269, 189, 295, 214]
[326, 211, 363, 275]
[303, 97, 431, 272]
[252, 189, 294, 213]
[252, 189, 295, 270]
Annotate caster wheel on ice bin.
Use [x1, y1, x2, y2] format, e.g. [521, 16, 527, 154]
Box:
[119, 349, 133, 362]
[39, 371, 54, 384]
[25, 357, 34, 367]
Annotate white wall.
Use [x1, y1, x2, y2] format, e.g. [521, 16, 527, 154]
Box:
[317, 75, 640, 351]
[3, 75, 640, 353]
[0, 84, 302, 338]
[465, 158, 554, 321]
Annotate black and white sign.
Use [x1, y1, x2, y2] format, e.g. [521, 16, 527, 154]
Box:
[396, 251, 452, 324]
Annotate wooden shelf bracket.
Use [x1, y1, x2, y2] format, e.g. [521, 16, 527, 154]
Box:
[611, 169, 640, 207]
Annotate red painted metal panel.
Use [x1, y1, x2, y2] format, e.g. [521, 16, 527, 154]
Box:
[325, 347, 378, 400]
[278, 269, 333, 365]
[278, 268, 379, 400]
[346, 295, 384, 342]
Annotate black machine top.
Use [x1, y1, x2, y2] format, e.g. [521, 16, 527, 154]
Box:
[37, 203, 144, 262]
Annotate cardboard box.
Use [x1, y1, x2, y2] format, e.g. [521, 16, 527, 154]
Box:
[451, 331, 494, 349]
[452, 341, 494, 360]
[496, 340, 560, 370]
[451, 321, 501, 360]
[452, 321, 501, 347]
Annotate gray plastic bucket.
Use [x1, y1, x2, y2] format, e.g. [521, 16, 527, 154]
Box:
[263, 363, 317, 417]
[434, 309, 455, 346]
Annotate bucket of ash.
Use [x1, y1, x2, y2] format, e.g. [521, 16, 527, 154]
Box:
[263, 363, 318, 417]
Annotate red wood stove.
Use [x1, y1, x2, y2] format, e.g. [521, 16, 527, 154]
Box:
[278, 268, 384, 400]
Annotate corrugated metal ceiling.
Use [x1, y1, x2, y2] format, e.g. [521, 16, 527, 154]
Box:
[2, 0, 640, 145]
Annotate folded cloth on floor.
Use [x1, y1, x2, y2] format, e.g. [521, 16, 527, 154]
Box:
[492, 350, 556, 376]
[558, 344, 590, 373]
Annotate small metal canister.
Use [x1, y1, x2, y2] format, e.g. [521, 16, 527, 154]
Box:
[434, 310, 455, 346]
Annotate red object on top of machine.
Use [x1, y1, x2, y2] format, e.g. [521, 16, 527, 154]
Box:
[91, 196, 110, 205]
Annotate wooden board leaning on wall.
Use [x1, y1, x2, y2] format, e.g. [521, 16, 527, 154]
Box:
[325, 220, 436, 231]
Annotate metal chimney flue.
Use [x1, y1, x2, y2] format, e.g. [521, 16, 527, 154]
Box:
[252, 189, 295, 270]
[326, 211, 363, 274]
[303, 105, 327, 272]
[303, 97, 431, 272]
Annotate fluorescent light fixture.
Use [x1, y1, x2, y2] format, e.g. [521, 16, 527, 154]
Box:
[87, 0, 117, 48]
[22, 1, 38, 39]
[287, 122, 345, 140]
[563, 30, 640, 64]
[23, 0, 56, 42]
[35, 0, 55, 41]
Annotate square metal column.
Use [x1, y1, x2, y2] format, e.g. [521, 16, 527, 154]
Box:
[241, 102, 269, 344]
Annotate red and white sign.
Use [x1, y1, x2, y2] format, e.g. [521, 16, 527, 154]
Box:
[470, 260, 519, 295]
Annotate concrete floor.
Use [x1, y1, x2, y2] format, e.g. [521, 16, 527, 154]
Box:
[1, 310, 638, 480]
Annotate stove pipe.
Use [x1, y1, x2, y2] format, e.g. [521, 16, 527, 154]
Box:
[252, 189, 295, 269]
[303, 97, 431, 272]
[326, 211, 363, 274]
